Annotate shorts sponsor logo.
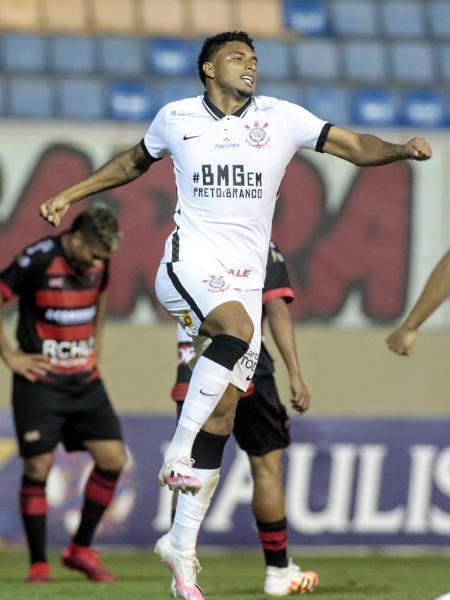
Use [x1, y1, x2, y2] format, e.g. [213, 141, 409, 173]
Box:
[24, 430, 41, 443]
[202, 275, 230, 294]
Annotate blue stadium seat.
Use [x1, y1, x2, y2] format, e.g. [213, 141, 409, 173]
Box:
[438, 44, 450, 82]
[3, 34, 47, 74]
[391, 42, 435, 83]
[49, 36, 96, 75]
[58, 78, 104, 119]
[153, 80, 202, 107]
[0, 80, 4, 116]
[283, 0, 328, 36]
[108, 82, 153, 121]
[430, 1, 450, 39]
[303, 86, 351, 124]
[254, 40, 291, 80]
[343, 41, 387, 83]
[258, 81, 302, 105]
[402, 90, 445, 128]
[99, 37, 145, 77]
[380, 1, 425, 38]
[146, 38, 198, 77]
[9, 78, 55, 118]
[353, 88, 399, 127]
[330, 1, 379, 37]
[292, 39, 339, 81]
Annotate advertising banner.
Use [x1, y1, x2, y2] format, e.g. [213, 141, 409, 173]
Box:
[1, 413, 450, 547]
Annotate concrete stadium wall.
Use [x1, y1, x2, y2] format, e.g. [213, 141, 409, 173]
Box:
[1, 321, 449, 416]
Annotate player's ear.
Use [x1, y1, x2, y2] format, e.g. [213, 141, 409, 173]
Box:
[203, 62, 214, 80]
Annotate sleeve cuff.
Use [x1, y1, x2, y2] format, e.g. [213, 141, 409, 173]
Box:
[263, 288, 294, 304]
[315, 122, 334, 153]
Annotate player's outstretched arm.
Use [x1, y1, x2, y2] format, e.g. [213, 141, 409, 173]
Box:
[39, 143, 155, 227]
[387, 249, 450, 356]
[323, 126, 432, 167]
[265, 297, 311, 413]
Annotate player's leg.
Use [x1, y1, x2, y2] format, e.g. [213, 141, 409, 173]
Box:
[21, 452, 55, 583]
[156, 262, 256, 492]
[156, 384, 240, 600]
[61, 380, 126, 582]
[12, 376, 64, 583]
[234, 376, 319, 595]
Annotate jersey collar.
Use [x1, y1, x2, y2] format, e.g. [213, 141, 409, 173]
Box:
[202, 93, 252, 120]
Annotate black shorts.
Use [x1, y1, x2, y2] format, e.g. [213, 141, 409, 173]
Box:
[12, 375, 123, 458]
[233, 375, 291, 456]
[175, 374, 290, 457]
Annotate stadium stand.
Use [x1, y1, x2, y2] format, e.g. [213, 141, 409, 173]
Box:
[353, 88, 400, 127]
[58, 78, 105, 119]
[49, 36, 97, 75]
[8, 77, 55, 118]
[0, 0, 448, 126]
[3, 33, 47, 74]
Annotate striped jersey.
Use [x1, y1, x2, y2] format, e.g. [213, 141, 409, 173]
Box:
[143, 93, 330, 290]
[0, 235, 108, 387]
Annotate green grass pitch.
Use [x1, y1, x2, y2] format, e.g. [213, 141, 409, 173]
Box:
[0, 549, 448, 599]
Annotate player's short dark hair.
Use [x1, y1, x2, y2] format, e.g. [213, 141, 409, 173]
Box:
[197, 31, 255, 85]
[70, 204, 121, 251]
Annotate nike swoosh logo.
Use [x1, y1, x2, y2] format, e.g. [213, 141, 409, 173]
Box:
[183, 134, 202, 141]
[199, 389, 217, 396]
[246, 375, 253, 381]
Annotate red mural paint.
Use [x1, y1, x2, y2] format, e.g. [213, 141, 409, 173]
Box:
[1, 147, 412, 323]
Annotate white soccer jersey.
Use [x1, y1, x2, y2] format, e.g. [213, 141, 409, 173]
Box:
[143, 94, 330, 290]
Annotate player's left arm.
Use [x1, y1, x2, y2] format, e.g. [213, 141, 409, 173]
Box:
[265, 297, 311, 413]
[323, 126, 432, 166]
[94, 289, 109, 362]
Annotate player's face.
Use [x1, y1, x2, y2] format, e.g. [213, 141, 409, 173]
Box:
[207, 41, 258, 97]
[70, 233, 113, 272]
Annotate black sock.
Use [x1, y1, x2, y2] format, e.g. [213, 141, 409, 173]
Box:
[192, 429, 230, 468]
[257, 517, 288, 568]
[73, 467, 120, 547]
[20, 475, 47, 564]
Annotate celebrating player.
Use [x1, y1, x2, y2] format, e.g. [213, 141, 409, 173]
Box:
[0, 205, 126, 583]
[38, 30, 431, 599]
[167, 241, 319, 596]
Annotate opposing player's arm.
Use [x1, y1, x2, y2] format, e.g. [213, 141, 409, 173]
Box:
[94, 289, 109, 361]
[39, 142, 158, 227]
[323, 126, 432, 166]
[0, 295, 49, 382]
[265, 297, 310, 413]
[387, 249, 450, 356]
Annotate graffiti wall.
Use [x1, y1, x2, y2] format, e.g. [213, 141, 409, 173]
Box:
[1, 122, 449, 327]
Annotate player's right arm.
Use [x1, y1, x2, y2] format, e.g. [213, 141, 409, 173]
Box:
[386, 249, 450, 356]
[0, 296, 49, 382]
[39, 142, 157, 227]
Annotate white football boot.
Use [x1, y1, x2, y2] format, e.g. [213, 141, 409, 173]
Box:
[263, 559, 319, 596]
[155, 533, 205, 600]
[158, 456, 201, 494]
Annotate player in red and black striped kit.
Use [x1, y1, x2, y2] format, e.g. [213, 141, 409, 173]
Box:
[0, 205, 127, 584]
[171, 242, 319, 596]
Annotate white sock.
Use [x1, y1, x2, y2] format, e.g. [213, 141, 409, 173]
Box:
[164, 356, 232, 461]
[170, 468, 220, 554]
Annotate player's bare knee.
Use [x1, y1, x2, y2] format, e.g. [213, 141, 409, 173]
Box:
[249, 452, 282, 482]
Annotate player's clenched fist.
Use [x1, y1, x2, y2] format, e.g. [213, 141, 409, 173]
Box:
[386, 325, 417, 356]
[39, 194, 72, 227]
[404, 137, 432, 161]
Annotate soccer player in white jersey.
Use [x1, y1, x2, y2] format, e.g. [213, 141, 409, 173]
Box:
[39, 30, 432, 600]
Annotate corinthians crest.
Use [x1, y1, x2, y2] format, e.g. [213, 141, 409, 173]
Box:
[244, 120, 270, 148]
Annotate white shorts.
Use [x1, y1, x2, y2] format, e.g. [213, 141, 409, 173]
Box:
[155, 259, 262, 392]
